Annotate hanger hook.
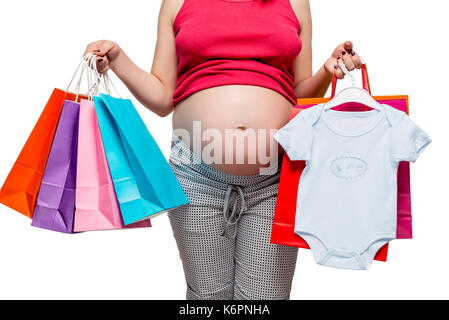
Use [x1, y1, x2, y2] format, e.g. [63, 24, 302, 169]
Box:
[338, 55, 366, 88]
[339, 59, 356, 87]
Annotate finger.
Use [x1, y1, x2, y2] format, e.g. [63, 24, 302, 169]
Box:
[97, 58, 109, 74]
[98, 66, 110, 74]
[350, 51, 363, 69]
[95, 41, 114, 57]
[97, 55, 108, 64]
[97, 56, 109, 70]
[83, 48, 94, 57]
[342, 40, 353, 53]
[334, 61, 344, 79]
[84, 45, 99, 57]
[335, 68, 344, 79]
[341, 52, 355, 71]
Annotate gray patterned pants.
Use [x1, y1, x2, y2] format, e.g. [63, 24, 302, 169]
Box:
[167, 134, 298, 300]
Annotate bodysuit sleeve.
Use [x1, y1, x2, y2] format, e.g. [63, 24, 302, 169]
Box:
[390, 113, 432, 163]
[273, 112, 313, 161]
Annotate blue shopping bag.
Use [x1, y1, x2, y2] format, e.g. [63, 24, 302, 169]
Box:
[94, 94, 189, 225]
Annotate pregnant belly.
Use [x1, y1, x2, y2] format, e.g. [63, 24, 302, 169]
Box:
[172, 85, 294, 176]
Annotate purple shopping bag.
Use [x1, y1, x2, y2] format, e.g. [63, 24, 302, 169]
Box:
[31, 100, 80, 233]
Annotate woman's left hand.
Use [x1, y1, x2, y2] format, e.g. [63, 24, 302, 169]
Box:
[324, 41, 363, 79]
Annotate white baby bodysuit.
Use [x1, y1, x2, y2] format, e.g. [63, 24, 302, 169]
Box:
[274, 103, 431, 270]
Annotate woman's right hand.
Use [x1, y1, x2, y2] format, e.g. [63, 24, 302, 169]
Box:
[84, 40, 122, 74]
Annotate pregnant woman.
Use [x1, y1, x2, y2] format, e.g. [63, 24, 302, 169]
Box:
[85, 0, 362, 300]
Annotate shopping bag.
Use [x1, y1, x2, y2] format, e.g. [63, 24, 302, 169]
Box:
[0, 89, 82, 218]
[271, 64, 411, 262]
[94, 94, 189, 225]
[31, 100, 80, 233]
[74, 99, 152, 231]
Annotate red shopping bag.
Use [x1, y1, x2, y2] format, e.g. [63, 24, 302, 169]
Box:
[271, 64, 412, 262]
[0, 89, 85, 218]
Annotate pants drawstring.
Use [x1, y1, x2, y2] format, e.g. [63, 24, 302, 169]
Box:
[222, 184, 246, 239]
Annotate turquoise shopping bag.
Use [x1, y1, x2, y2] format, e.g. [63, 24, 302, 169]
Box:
[94, 95, 189, 225]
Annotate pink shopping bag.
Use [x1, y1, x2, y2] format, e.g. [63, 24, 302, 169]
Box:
[74, 99, 151, 232]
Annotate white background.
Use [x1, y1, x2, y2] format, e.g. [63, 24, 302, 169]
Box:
[0, 0, 447, 300]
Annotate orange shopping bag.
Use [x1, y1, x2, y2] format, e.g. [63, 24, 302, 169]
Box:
[270, 64, 414, 262]
[0, 89, 84, 218]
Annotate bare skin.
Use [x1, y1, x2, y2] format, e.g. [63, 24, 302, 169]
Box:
[84, 0, 363, 175]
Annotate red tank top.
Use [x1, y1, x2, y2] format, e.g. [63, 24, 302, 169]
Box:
[173, 0, 302, 108]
